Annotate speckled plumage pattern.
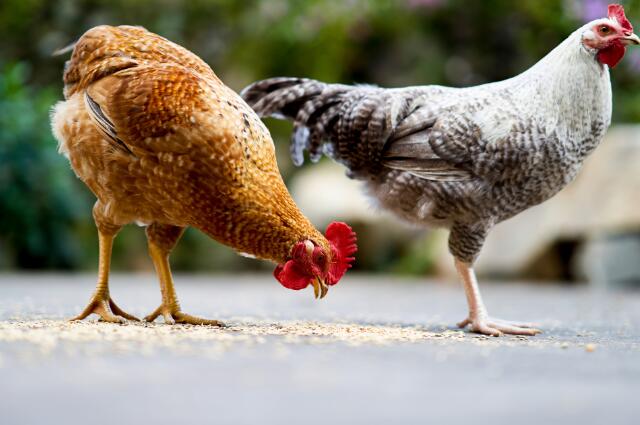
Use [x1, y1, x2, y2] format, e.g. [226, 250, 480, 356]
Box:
[242, 23, 613, 264]
[242, 8, 640, 336]
[50, 25, 353, 323]
[52, 25, 328, 264]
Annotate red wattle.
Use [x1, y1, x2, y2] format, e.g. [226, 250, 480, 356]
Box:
[597, 42, 626, 68]
[274, 260, 312, 290]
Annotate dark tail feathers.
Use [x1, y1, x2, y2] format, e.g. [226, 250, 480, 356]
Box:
[241, 77, 396, 177]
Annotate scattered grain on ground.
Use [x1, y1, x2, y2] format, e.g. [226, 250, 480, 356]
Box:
[0, 318, 600, 360]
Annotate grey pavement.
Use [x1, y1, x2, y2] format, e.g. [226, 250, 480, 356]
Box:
[0, 273, 639, 425]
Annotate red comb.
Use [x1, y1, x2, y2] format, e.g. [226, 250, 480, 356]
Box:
[608, 4, 633, 32]
[325, 221, 357, 285]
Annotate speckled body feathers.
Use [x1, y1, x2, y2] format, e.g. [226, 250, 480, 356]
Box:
[52, 25, 327, 263]
[243, 24, 613, 263]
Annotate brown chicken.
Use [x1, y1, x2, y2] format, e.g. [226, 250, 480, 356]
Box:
[51, 25, 357, 325]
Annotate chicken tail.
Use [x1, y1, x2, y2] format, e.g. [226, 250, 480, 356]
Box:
[242, 77, 407, 179]
[52, 41, 77, 57]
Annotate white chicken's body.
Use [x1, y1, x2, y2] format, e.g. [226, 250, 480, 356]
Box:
[243, 9, 638, 336]
[368, 23, 613, 230]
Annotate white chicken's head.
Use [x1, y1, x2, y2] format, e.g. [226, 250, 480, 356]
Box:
[273, 222, 357, 299]
[581, 4, 639, 68]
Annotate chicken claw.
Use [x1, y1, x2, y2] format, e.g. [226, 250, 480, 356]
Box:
[145, 234, 224, 326]
[455, 259, 541, 337]
[70, 231, 139, 323]
[144, 305, 224, 326]
[71, 295, 139, 323]
[457, 317, 541, 336]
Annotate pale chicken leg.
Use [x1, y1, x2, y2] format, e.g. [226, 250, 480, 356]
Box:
[454, 259, 541, 336]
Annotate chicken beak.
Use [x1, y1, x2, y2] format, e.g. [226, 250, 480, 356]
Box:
[621, 33, 640, 45]
[311, 277, 329, 299]
[320, 279, 328, 299]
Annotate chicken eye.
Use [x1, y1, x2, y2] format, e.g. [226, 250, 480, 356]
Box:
[600, 26, 611, 34]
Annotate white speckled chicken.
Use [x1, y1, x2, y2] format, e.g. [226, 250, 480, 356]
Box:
[243, 4, 639, 335]
[51, 25, 356, 325]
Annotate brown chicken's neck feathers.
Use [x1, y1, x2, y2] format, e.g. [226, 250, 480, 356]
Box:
[196, 204, 328, 265]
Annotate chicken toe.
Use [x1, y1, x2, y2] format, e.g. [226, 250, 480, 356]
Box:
[71, 295, 139, 323]
[144, 305, 224, 326]
[457, 316, 541, 336]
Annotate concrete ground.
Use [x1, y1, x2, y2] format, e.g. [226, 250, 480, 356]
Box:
[0, 273, 639, 425]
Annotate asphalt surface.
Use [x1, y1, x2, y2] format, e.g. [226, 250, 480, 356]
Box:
[1, 273, 639, 425]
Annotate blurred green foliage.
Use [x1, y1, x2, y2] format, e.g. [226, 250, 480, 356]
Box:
[1, 0, 639, 271]
[0, 63, 89, 268]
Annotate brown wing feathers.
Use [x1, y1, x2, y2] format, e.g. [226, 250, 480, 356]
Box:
[84, 91, 135, 156]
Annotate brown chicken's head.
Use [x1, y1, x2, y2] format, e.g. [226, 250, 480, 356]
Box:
[582, 4, 639, 68]
[274, 222, 357, 299]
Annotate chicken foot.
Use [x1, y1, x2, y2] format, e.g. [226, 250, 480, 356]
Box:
[143, 224, 224, 326]
[71, 230, 139, 323]
[454, 259, 541, 336]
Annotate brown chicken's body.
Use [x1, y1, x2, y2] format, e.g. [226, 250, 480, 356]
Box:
[52, 25, 328, 324]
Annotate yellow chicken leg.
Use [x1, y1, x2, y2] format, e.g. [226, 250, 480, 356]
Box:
[143, 224, 224, 326]
[71, 230, 139, 323]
